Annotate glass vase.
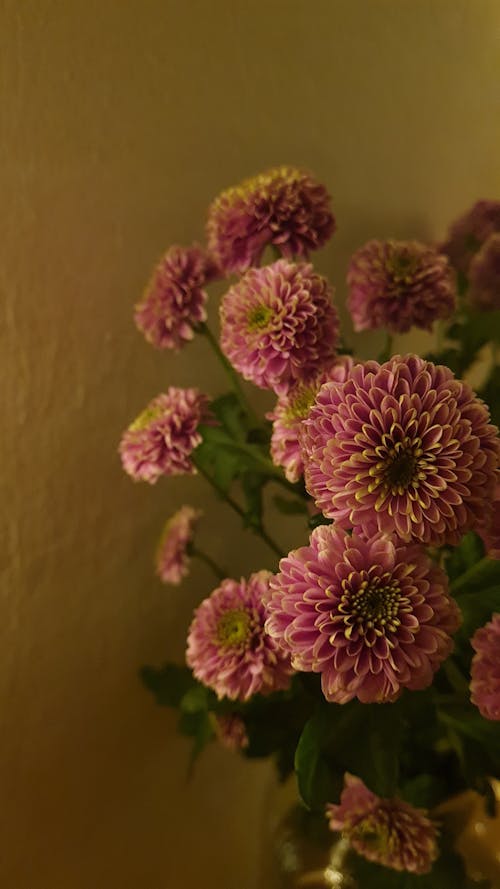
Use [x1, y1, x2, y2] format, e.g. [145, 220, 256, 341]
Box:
[260, 777, 500, 888]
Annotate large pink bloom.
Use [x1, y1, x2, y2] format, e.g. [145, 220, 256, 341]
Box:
[301, 355, 500, 545]
[206, 166, 335, 275]
[470, 614, 500, 720]
[220, 259, 340, 396]
[155, 506, 202, 584]
[186, 572, 293, 701]
[265, 526, 460, 704]
[134, 244, 220, 350]
[440, 199, 500, 277]
[326, 774, 438, 874]
[469, 233, 500, 311]
[267, 357, 354, 482]
[119, 387, 212, 483]
[347, 240, 456, 333]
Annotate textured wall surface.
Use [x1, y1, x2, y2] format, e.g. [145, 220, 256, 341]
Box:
[1, 1, 500, 887]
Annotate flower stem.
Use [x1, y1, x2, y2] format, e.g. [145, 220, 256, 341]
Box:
[190, 545, 227, 581]
[379, 333, 393, 363]
[192, 454, 284, 559]
[201, 323, 259, 424]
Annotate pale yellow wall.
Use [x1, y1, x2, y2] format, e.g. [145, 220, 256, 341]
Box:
[1, 2, 500, 887]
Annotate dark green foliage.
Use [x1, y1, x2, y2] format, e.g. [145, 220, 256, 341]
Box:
[295, 701, 405, 811]
[426, 308, 500, 378]
[140, 663, 216, 765]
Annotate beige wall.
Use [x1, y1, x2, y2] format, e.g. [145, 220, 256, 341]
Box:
[1, 2, 500, 887]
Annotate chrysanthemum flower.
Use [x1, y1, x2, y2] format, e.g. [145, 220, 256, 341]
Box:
[119, 387, 212, 483]
[186, 572, 293, 701]
[477, 484, 500, 560]
[267, 357, 354, 482]
[134, 244, 220, 350]
[326, 774, 438, 874]
[206, 166, 335, 274]
[265, 526, 460, 704]
[212, 714, 249, 751]
[468, 233, 500, 311]
[347, 240, 456, 334]
[301, 355, 500, 545]
[470, 614, 500, 720]
[440, 199, 500, 277]
[155, 506, 202, 584]
[220, 260, 340, 396]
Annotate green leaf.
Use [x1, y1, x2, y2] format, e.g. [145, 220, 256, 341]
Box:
[210, 392, 248, 441]
[444, 531, 485, 583]
[294, 709, 343, 809]
[295, 701, 404, 810]
[450, 557, 500, 595]
[240, 471, 264, 530]
[180, 685, 212, 714]
[455, 586, 500, 638]
[140, 663, 194, 708]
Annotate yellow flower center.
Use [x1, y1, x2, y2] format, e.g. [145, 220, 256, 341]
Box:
[247, 304, 273, 330]
[284, 384, 319, 421]
[216, 609, 251, 648]
[129, 404, 164, 432]
[340, 573, 402, 640]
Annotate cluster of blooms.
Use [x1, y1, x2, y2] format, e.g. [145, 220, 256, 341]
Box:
[120, 169, 500, 877]
[206, 165, 335, 274]
[470, 614, 500, 721]
[301, 354, 499, 546]
[266, 526, 460, 704]
[347, 239, 456, 333]
[220, 259, 340, 395]
[119, 387, 212, 483]
[186, 572, 292, 700]
[326, 774, 438, 874]
[440, 199, 500, 309]
[134, 244, 220, 350]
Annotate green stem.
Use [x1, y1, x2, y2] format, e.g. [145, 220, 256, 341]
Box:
[190, 546, 226, 581]
[379, 333, 393, 363]
[192, 454, 284, 559]
[435, 319, 444, 354]
[201, 323, 259, 424]
[442, 658, 469, 697]
[450, 556, 489, 594]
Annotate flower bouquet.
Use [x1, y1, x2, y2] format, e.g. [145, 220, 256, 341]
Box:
[119, 168, 500, 887]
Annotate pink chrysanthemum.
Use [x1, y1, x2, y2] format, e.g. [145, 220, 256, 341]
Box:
[440, 199, 500, 276]
[134, 244, 220, 350]
[207, 166, 335, 275]
[468, 233, 500, 311]
[265, 526, 460, 704]
[347, 240, 456, 334]
[470, 614, 500, 720]
[155, 506, 202, 584]
[301, 355, 500, 545]
[119, 387, 212, 483]
[186, 572, 293, 701]
[220, 260, 340, 396]
[326, 774, 438, 874]
[212, 714, 249, 752]
[477, 484, 500, 560]
[267, 357, 354, 482]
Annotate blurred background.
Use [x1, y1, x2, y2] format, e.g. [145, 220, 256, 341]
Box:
[1, 1, 499, 886]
